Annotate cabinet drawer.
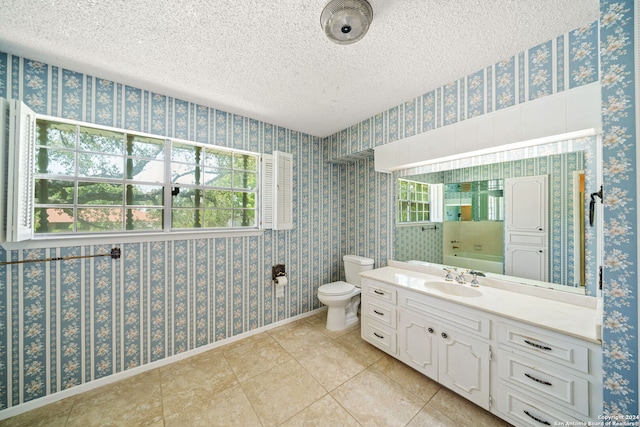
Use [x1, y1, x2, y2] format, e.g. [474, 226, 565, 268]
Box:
[362, 320, 397, 355]
[497, 385, 585, 426]
[401, 291, 490, 339]
[498, 351, 589, 416]
[363, 299, 396, 329]
[497, 322, 590, 373]
[363, 281, 397, 304]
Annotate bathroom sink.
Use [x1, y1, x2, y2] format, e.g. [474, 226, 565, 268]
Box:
[423, 281, 483, 297]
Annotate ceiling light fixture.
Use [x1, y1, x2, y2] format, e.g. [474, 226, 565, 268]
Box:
[321, 0, 373, 45]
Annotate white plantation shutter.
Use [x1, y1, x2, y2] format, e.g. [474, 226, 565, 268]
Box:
[261, 151, 293, 230]
[1, 99, 36, 242]
[274, 151, 293, 230]
[262, 153, 274, 228]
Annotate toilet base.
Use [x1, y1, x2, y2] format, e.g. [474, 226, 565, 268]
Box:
[325, 305, 359, 331]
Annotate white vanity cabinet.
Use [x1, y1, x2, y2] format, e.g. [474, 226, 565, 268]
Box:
[494, 321, 602, 426]
[398, 291, 491, 409]
[359, 268, 602, 427]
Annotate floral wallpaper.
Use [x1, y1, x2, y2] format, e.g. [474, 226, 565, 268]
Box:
[0, 52, 345, 409]
[599, 0, 637, 416]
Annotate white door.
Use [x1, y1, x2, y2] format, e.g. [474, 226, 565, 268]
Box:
[505, 175, 547, 233]
[505, 246, 547, 282]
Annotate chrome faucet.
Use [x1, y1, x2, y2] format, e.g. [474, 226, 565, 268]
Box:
[443, 267, 454, 282]
[455, 269, 468, 284]
[469, 270, 485, 287]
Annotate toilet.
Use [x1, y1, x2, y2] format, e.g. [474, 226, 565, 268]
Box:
[318, 255, 374, 331]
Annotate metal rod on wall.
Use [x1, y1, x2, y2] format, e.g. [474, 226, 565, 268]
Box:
[0, 248, 121, 266]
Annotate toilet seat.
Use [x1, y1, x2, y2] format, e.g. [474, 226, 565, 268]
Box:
[318, 281, 355, 296]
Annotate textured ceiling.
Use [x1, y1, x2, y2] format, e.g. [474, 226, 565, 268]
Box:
[1, 0, 599, 137]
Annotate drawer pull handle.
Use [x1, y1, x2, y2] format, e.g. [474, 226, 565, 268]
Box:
[441, 332, 448, 339]
[373, 332, 384, 339]
[525, 373, 552, 386]
[428, 327, 434, 334]
[523, 410, 551, 425]
[524, 340, 552, 351]
[373, 310, 384, 316]
[374, 289, 385, 295]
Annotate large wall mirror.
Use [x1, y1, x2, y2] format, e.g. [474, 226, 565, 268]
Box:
[393, 134, 601, 296]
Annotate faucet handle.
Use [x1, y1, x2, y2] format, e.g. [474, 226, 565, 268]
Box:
[469, 270, 483, 286]
[443, 267, 454, 282]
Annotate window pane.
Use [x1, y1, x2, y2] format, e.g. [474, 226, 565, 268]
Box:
[171, 209, 202, 229]
[233, 153, 257, 171]
[37, 120, 76, 148]
[171, 143, 199, 163]
[204, 190, 232, 208]
[34, 207, 74, 233]
[35, 179, 74, 204]
[204, 209, 232, 228]
[126, 135, 164, 159]
[130, 159, 164, 183]
[78, 182, 123, 205]
[233, 191, 255, 209]
[126, 208, 163, 230]
[79, 126, 124, 154]
[127, 185, 163, 206]
[233, 171, 256, 190]
[77, 208, 123, 232]
[172, 188, 201, 208]
[233, 210, 255, 227]
[77, 153, 123, 178]
[204, 149, 232, 168]
[204, 168, 231, 187]
[171, 163, 197, 185]
[36, 148, 75, 175]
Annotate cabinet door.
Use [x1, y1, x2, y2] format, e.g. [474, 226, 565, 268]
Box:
[438, 328, 490, 409]
[505, 245, 547, 282]
[505, 175, 548, 233]
[398, 310, 438, 380]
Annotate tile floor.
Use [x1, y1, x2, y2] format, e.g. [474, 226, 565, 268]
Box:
[0, 311, 512, 427]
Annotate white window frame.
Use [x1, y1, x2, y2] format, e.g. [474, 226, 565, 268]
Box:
[1, 101, 266, 247]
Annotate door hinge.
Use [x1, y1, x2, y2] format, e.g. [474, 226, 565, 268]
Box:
[489, 346, 493, 361]
[489, 395, 492, 409]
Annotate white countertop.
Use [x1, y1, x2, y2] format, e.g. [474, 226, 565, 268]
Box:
[360, 266, 602, 344]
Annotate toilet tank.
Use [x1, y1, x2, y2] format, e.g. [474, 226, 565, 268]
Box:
[343, 255, 374, 286]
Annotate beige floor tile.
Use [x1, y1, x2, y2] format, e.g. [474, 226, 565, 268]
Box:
[160, 348, 238, 397]
[296, 340, 368, 391]
[279, 395, 361, 427]
[406, 404, 462, 427]
[0, 398, 73, 427]
[65, 370, 163, 427]
[305, 311, 359, 339]
[241, 359, 326, 426]
[331, 368, 424, 427]
[163, 384, 261, 427]
[270, 321, 333, 356]
[223, 332, 293, 382]
[333, 329, 386, 366]
[428, 387, 511, 427]
[373, 355, 440, 401]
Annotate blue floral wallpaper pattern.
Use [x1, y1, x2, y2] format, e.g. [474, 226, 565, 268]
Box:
[0, 51, 348, 409]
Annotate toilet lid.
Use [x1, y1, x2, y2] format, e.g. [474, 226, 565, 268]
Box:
[319, 281, 355, 296]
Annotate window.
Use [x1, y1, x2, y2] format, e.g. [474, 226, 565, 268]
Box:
[32, 116, 259, 236]
[397, 179, 431, 223]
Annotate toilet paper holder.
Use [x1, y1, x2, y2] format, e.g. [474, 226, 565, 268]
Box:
[272, 264, 286, 281]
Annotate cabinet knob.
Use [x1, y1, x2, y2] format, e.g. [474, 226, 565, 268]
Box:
[441, 332, 448, 339]
[538, 227, 543, 231]
[428, 327, 434, 334]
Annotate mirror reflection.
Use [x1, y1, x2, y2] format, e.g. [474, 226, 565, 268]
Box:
[394, 136, 599, 296]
